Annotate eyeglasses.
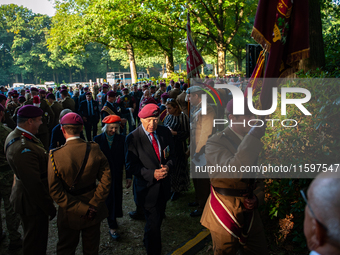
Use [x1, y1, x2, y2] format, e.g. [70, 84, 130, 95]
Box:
[300, 188, 328, 231]
[166, 98, 175, 102]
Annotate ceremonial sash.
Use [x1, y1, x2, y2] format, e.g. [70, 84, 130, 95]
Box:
[101, 106, 115, 115]
[209, 186, 254, 245]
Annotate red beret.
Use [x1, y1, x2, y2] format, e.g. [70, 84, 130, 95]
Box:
[0, 104, 4, 112]
[102, 115, 121, 124]
[30, 87, 39, 92]
[8, 91, 13, 96]
[48, 87, 53, 91]
[60, 112, 84, 125]
[0, 94, 6, 101]
[226, 99, 252, 116]
[12, 92, 19, 97]
[107, 91, 116, 97]
[18, 105, 43, 118]
[138, 103, 160, 118]
[102, 84, 109, 89]
[86, 91, 92, 96]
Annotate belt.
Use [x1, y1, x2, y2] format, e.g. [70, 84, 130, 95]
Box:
[67, 183, 96, 196]
[213, 186, 251, 197]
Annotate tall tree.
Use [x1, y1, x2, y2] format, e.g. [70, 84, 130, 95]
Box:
[187, 0, 257, 76]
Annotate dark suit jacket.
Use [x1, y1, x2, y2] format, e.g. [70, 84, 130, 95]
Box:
[79, 93, 86, 105]
[94, 133, 131, 219]
[49, 124, 85, 151]
[72, 95, 80, 113]
[79, 99, 100, 123]
[125, 125, 175, 208]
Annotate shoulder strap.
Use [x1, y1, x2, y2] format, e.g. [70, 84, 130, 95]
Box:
[70, 142, 91, 190]
[5, 137, 21, 152]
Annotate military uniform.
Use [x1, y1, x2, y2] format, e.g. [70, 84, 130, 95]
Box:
[50, 101, 64, 129]
[60, 96, 75, 112]
[176, 91, 188, 116]
[3, 108, 16, 130]
[24, 98, 55, 150]
[0, 122, 21, 246]
[191, 103, 215, 212]
[169, 87, 182, 99]
[48, 138, 111, 254]
[201, 126, 268, 255]
[5, 127, 56, 255]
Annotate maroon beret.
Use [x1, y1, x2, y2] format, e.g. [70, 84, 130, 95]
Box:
[12, 90, 18, 94]
[61, 85, 67, 90]
[39, 89, 46, 94]
[60, 89, 68, 94]
[25, 89, 30, 93]
[86, 91, 92, 96]
[48, 87, 53, 91]
[226, 99, 252, 116]
[161, 93, 170, 100]
[160, 83, 166, 87]
[143, 84, 149, 88]
[102, 84, 109, 89]
[18, 105, 43, 118]
[138, 103, 160, 118]
[107, 91, 116, 97]
[60, 112, 84, 125]
[30, 87, 39, 92]
[0, 94, 6, 101]
[18, 95, 26, 103]
[122, 88, 128, 92]
[0, 104, 4, 112]
[8, 91, 13, 96]
[84, 87, 89, 91]
[182, 83, 188, 90]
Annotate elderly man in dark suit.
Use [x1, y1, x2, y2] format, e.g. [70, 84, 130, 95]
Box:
[125, 103, 175, 255]
[79, 92, 100, 141]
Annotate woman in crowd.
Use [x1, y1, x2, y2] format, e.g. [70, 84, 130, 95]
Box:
[163, 98, 190, 201]
[94, 115, 132, 240]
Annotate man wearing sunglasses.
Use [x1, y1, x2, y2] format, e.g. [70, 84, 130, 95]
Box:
[302, 170, 340, 255]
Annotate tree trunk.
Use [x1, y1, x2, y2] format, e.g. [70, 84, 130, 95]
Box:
[214, 63, 218, 76]
[217, 42, 226, 77]
[126, 42, 137, 83]
[79, 70, 82, 82]
[146, 67, 150, 76]
[56, 72, 59, 84]
[15, 74, 18, 83]
[179, 64, 182, 72]
[234, 61, 237, 72]
[165, 52, 174, 74]
[201, 65, 204, 75]
[237, 57, 243, 72]
[69, 68, 72, 83]
[85, 67, 88, 81]
[21, 73, 24, 83]
[53, 72, 56, 83]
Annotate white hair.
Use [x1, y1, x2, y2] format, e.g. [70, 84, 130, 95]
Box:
[101, 123, 120, 134]
[310, 170, 340, 245]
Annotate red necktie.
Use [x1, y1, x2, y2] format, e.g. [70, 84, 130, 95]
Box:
[150, 132, 160, 161]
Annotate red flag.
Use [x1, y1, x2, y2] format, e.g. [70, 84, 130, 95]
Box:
[251, 0, 310, 110]
[186, 12, 205, 79]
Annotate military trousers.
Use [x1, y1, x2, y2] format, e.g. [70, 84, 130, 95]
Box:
[210, 210, 268, 255]
[20, 208, 49, 255]
[57, 221, 101, 255]
[0, 170, 21, 241]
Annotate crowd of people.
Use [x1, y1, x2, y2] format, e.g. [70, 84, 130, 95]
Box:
[0, 76, 337, 255]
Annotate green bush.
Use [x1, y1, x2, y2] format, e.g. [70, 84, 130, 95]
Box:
[259, 72, 340, 251]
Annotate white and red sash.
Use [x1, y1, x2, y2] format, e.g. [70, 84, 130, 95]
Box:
[209, 186, 254, 245]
